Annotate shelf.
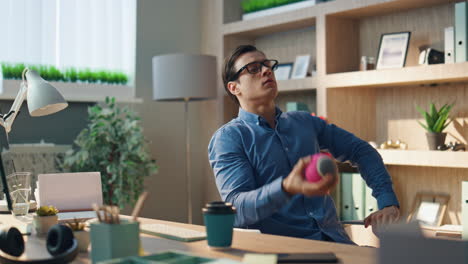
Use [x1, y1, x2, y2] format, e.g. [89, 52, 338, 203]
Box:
[222, 0, 457, 38]
[277, 77, 317, 92]
[324, 62, 468, 89]
[222, 5, 318, 37]
[1, 79, 143, 103]
[378, 149, 468, 168]
[329, 0, 459, 18]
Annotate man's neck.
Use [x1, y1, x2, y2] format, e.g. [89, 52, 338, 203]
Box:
[241, 101, 276, 128]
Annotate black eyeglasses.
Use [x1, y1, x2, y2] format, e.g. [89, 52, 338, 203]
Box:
[230, 59, 279, 81]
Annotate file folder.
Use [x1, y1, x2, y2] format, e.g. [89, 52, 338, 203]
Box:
[340, 173, 353, 221]
[455, 2, 468, 62]
[445, 26, 455, 64]
[340, 173, 364, 221]
[364, 184, 378, 218]
[351, 173, 364, 220]
[462, 181, 468, 239]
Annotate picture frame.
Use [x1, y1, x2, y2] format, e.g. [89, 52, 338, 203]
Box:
[275, 63, 293, 80]
[291, 55, 311, 79]
[376, 31, 411, 70]
[407, 192, 450, 227]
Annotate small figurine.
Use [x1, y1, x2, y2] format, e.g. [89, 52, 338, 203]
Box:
[437, 142, 466, 151]
[380, 139, 408, 150]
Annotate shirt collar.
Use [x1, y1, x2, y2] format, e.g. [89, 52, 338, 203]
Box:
[238, 107, 283, 125]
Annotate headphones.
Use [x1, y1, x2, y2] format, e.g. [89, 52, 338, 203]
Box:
[0, 224, 78, 264]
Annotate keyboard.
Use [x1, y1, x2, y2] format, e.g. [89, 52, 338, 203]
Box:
[140, 223, 206, 242]
[58, 211, 97, 223]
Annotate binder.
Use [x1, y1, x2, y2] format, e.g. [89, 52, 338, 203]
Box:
[351, 173, 364, 220]
[364, 184, 378, 218]
[462, 181, 468, 239]
[340, 173, 353, 221]
[340, 173, 365, 221]
[455, 2, 468, 62]
[331, 175, 341, 219]
[445, 26, 455, 64]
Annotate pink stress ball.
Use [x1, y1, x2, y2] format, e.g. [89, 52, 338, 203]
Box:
[305, 152, 334, 183]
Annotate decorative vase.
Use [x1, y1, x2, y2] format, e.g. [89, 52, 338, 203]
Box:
[426, 132, 447, 150]
[33, 215, 58, 236]
[74, 230, 90, 252]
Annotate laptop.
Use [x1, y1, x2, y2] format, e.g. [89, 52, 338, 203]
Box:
[37, 172, 102, 222]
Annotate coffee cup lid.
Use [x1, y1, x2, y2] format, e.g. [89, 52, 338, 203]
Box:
[202, 201, 236, 214]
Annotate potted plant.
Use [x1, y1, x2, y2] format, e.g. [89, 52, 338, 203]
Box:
[416, 102, 454, 150]
[66, 218, 90, 252]
[33, 205, 59, 236]
[62, 97, 158, 208]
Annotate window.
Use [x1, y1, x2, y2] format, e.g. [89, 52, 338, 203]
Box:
[0, 0, 136, 85]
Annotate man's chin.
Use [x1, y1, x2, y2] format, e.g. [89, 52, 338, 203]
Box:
[263, 83, 277, 90]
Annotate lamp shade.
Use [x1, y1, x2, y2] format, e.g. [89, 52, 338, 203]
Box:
[152, 54, 217, 101]
[25, 70, 68, 116]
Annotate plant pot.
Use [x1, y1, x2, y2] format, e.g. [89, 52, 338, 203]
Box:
[73, 230, 90, 252]
[33, 215, 58, 236]
[426, 132, 447, 150]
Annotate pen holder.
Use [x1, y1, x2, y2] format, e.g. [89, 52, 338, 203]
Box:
[90, 220, 140, 264]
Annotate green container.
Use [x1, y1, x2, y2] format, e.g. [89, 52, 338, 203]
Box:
[202, 201, 236, 249]
[90, 220, 140, 264]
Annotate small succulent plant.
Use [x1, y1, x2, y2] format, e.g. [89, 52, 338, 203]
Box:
[66, 218, 86, 231]
[36, 205, 59, 216]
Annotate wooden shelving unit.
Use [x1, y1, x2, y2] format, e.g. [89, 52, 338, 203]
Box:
[325, 62, 468, 89]
[219, 0, 468, 223]
[277, 77, 317, 92]
[378, 149, 468, 169]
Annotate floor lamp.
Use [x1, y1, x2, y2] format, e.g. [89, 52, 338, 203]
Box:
[152, 54, 217, 224]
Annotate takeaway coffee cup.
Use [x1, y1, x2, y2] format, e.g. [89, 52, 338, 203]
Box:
[202, 201, 236, 249]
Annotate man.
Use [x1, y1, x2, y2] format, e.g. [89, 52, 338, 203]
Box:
[208, 45, 400, 244]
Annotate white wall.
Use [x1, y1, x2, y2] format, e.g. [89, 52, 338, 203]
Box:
[130, 0, 221, 224]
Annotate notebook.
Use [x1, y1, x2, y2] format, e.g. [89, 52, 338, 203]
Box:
[37, 172, 103, 222]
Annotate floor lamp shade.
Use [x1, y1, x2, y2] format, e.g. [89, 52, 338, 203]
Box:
[152, 54, 217, 101]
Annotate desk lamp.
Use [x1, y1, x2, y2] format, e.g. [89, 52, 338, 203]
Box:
[0, 68, 68, 212]
[152, 54, 217, 223]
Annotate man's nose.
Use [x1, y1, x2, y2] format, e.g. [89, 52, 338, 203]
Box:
[261, 65, 272, 76]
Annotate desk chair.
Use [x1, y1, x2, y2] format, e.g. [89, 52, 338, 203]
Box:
[1, 144, 70, 202]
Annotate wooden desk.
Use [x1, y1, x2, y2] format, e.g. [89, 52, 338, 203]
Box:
[0, 215, 377, 263]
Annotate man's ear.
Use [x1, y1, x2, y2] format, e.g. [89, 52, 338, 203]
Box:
[227, 81, 241, 96]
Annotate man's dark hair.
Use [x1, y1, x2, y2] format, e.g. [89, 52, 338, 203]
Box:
[222, 45, 263, 106]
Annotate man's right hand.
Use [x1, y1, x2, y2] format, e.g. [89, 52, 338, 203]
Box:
[282, 156, 339, 196]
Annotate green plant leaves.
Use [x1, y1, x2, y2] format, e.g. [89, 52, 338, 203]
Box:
[241, 0, 304, 13]
[416, 102, 454, 133]
[0, 62, 129, 85]
[62, 96, 158, 208]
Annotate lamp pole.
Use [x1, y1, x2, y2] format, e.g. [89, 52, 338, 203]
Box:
[185, 98, 192, 224]
[0, 156, 12, 211]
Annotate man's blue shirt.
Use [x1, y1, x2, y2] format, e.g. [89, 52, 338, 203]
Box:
[208, 107, 399, 244]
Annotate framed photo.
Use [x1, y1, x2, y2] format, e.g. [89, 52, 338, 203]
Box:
[291, 55, 311, 79]
[275, 63, 293, 80]
[376, 31, 411, 70]
[407, 192, 450, 227]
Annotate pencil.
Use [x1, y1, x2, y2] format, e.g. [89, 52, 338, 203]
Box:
[131, 191, 148, 222]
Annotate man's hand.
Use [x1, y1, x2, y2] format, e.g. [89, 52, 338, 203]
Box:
[282, 156, 338, 196]
[364, 205, 400, 236]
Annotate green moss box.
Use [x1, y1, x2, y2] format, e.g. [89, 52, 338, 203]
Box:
[90, 220, 140, 264]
